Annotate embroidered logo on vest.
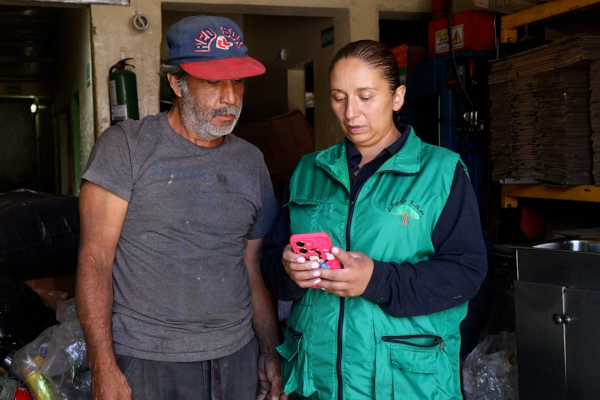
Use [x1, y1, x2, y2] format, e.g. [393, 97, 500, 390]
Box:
[388, 200, 423, 226]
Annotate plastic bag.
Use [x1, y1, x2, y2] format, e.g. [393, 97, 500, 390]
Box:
[462, 331, 519, 400]
[10, 298, 91, 400]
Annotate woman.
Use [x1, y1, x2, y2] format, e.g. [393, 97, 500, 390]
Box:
[261, 40, 487, 399]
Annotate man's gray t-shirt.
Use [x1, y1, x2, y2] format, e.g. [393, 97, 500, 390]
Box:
[82, 112, 277, 362]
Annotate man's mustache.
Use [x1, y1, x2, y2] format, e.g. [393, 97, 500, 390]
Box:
[213, 106, 241, 118]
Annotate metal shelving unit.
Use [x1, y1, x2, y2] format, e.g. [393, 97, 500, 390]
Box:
[501, 0, 600, 43]
[499, 0, 600, 208]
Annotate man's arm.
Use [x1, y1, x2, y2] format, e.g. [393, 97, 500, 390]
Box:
[245, 238, 288, 400]
[76, 180, 131, 400]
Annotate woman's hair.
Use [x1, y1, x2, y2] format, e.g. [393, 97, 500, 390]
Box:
[329, 40, 401, 94]
[159, 63, 188, 100]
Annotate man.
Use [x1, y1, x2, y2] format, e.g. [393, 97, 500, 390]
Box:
[76, 15, 286, 400]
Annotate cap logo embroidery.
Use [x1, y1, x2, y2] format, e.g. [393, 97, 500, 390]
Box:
[220, 27, 243, 49]
[216, 36, 233, 50]
[194, 28, 217, 52]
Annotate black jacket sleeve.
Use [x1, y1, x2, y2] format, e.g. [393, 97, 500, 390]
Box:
[260, 179, 307, 301]
[360, 163, 488, 317]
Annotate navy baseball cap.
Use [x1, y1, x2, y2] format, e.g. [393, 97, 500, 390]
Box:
[166, 15, 266, 80]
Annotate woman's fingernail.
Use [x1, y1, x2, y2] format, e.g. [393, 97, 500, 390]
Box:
[313, 270, 320, 277]
[298, 256, 305, 263]
[332, 247, 339, 254]
[311, 262, 319, 269]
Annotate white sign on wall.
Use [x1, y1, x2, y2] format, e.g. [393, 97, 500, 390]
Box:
[434, 24, 464, 54]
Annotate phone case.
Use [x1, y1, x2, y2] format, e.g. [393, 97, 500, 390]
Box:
[290, 232, 341, 269]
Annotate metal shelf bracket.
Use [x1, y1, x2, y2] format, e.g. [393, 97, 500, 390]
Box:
[501, 184, 600, 208]
[501, 0, 600, 43]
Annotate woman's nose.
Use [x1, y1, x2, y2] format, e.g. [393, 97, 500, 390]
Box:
[345, 98, 358, 120]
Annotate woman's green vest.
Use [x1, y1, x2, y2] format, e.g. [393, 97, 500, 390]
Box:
[278, 128, 468, 399]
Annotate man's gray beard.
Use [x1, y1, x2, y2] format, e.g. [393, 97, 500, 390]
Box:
[179, 83, 242, 142]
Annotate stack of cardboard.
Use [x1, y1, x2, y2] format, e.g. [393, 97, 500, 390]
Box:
[591, 61, 600, 184]
[489, 34, 600, 185]
[556, 35, 600, 69]
[511, 74, 543, 180]
[538, 69, 592, 185]
[490, 82, 514, 180]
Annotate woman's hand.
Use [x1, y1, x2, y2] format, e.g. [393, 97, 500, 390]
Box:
[282, 244, 324, 288]
[282, 245, 374, 297]
[318, 247, 374, 297]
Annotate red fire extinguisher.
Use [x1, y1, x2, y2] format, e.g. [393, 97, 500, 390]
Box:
[109, 58, 139, 125]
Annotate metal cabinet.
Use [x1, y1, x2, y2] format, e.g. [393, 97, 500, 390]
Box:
[515, 245, 600, 399]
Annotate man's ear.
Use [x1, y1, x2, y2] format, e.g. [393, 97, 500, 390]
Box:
[167, 73, 184, 98]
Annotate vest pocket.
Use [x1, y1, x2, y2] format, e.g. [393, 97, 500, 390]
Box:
[277, 326, 316, 397]
[376, 335, 442, 399]
[286, 199, 336, 235]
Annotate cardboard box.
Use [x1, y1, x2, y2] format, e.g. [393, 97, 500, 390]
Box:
[233, 109, 315, 184]
[25, 273, 75, 309]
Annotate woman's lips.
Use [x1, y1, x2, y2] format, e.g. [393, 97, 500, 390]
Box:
[346, 124, 364, 134]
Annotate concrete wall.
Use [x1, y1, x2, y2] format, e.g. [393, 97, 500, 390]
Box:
[90, 0, 162, 139]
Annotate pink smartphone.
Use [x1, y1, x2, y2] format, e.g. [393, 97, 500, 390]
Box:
[289, 232, 341, 270]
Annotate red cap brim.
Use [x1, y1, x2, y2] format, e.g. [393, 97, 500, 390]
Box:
[180, 56, 266, 80]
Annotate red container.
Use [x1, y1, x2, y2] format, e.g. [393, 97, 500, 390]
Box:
[14, 385, 35, 400]
[431, 0, 449, 20]
[428, 10, 496, 57]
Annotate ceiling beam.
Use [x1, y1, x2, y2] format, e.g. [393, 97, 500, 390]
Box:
[501, 0, 600, 42]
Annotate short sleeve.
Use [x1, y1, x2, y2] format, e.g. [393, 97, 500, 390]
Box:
[247, 162, 277, 240]
[81, 125, 134, 201]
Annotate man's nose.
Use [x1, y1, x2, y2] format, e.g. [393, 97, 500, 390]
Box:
[220, 81, 240, 105]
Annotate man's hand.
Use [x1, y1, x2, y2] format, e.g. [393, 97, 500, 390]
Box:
[283, 245, 374, 297]
[256, 349, 288, 400]
[91, 365, 132, 400]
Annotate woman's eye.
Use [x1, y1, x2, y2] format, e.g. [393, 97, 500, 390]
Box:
[333, 97, 346, 102]
[360, 96, 372, 101]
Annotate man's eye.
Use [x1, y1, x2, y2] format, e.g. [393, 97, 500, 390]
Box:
[360, 97, 372, 101]
[233, 79, 244, 84]
[207, 80, 219, 85]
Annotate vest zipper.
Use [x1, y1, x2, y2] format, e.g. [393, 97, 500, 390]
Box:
[337, 170, 387, 400]
[336, 297, 345, 400]
[382, 334, 444, 350]
[287, 326, 303, 340]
